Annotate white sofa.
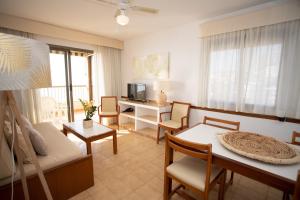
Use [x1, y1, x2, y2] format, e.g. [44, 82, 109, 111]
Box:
[0, 122, 94, 200]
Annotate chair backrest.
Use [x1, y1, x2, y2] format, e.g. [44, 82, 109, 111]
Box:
[165, 133, 212, 192]
[101, 96, 117, 112]
[203, 116, 240, 131]
[293, 170, 300, 200]
[171, 101, 191, 125]
[292, 131, 300, 146]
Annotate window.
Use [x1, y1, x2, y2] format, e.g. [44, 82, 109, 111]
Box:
[199, 19, 300, 118]
[208, 43, 282, 108]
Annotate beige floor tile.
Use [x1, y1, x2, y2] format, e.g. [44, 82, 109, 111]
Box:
[147, 177, 164, 193]
[121, 174, 145, 190]
[101, 177, 134, 199]
[134, 184, 162, 200]
[69, 190, 91, 200]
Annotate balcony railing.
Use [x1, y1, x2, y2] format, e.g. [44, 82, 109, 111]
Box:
[39, 85, 89, 125]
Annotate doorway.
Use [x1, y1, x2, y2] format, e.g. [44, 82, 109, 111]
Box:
[39, 45, 93, 128]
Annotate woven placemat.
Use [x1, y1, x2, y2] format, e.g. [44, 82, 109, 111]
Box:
[217, 131, 300, 164]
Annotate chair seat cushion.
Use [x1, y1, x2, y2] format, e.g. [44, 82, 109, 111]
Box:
[167, 156, 223, 191]
[160, 120, 181, 129]
[99, 112, 118, 116]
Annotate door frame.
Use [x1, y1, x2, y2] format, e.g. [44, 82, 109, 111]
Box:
[49, 44, 93, 122]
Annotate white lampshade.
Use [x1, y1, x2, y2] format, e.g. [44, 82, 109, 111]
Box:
[116, 12, 129, 26]
[153, 80, 171, 92]
[0, 33, 51, 90]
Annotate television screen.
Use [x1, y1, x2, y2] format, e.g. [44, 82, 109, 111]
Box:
[128, 83, 146, 101]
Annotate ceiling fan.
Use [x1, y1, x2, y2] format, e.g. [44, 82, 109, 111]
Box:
[93, 0, 159, 26]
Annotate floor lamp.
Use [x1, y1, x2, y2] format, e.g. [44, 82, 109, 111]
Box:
[0, 33, 53, 200]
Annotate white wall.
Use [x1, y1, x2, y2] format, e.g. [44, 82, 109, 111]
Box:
[122, 21, 200, 104]
[121, 2, 300, 142]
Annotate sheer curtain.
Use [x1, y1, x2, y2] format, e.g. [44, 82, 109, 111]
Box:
[198, 19, 300, 118]
[92, 46, 122, 105]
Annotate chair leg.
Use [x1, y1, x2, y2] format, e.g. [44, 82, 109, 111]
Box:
[164, 174, 172, 200]
[99, 116, 102, 124]
[218, 170, 227, 200]
[229, 171, 234, 185]
[157, 126, 161, 144]
[116, 115, 119, 130]
[282, 192, 290, 200]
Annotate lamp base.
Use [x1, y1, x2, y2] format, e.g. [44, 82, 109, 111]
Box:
[158, 91, 167, 106]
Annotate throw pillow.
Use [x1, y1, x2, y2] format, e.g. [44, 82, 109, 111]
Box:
[0, 133, 15, 179]
[21, 115, 32, 128]
[4, 121, 32, 164]
[28, 126, 48, 156]
[19, 115, 48, 156]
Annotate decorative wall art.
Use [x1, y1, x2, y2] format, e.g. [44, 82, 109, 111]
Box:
[133, 52, 169, 79]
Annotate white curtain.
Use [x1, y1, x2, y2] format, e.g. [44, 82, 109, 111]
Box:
[198, 19, 300, 118]
[92, 46, 122, 105]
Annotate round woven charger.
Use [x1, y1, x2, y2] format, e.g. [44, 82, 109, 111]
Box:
[217, 132, 300, 165]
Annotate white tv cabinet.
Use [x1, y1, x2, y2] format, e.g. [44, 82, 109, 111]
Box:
[119, 99, 171, 140]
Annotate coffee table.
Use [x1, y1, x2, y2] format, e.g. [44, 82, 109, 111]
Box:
[63, 121, 117, 154]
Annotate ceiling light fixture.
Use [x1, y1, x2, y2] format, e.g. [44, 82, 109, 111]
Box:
[116, 9, 129, 26]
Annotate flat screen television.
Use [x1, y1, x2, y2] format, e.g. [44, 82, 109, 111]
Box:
[127, 83, 146, 102]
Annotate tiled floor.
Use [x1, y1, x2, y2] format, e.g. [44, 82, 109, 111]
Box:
[69, 128, 284, 200]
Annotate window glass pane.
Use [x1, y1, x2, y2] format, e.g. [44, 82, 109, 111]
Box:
[49, 53, 66, 86]
[207, 43, 281, 108]
[71, 55, 90, 121]
[208, 49, 240, 105]
[244, 43, 281, 106]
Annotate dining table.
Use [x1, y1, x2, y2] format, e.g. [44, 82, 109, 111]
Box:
[176, 123, 300, 197]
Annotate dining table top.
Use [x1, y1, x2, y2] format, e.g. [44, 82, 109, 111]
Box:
[176, 123, 300, 182]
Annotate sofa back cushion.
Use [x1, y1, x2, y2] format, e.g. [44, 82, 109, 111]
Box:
[0, 133, 15, 180]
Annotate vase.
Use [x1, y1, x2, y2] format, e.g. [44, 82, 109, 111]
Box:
[83, 119, 93, 129]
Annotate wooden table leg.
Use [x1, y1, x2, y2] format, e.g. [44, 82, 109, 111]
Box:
[86, 141, 92, 154]
[113, 131, 117, 154]
[62, 127, 68, 136]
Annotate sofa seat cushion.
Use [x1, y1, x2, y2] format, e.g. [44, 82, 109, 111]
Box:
[167, 156, 223, 191]
[160, 120, 181, 129]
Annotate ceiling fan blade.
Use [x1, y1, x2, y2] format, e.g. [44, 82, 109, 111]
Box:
[130, 6, 159, 14]
[91, 0, 118, 6]
[114, 9, 121, 17]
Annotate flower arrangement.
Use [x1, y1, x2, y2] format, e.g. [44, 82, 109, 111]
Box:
[79, 99, 97, 121]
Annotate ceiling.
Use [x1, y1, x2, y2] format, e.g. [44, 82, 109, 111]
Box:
[0, 0, 276, 40]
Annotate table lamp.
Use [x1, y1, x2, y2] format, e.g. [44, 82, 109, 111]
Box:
[0, 32, 53, 200]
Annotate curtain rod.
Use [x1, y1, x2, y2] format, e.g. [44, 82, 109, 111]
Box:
[48, 44, 94, 54]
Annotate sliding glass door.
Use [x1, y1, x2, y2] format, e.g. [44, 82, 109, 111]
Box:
[39, 46, 93, 128]
[70, 51, 92, 121]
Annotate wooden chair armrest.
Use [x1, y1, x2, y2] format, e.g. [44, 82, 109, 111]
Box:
[160, 112, 171, 122]
[181, 116, 188, 127]
[98, 105, 101, 115]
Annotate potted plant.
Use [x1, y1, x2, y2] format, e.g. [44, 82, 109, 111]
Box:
[79, 99, 97, 129]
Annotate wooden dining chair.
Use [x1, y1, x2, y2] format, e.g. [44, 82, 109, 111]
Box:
[157, 101, 191, 144]
[292, 131, 300, 145]
[164, 132, 227, 200]
[203, 116, 240, 185]
[98, 96, 120, 130]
